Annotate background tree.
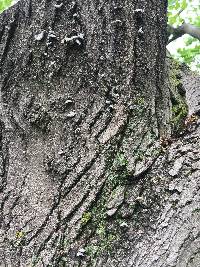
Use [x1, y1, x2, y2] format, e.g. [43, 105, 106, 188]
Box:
[0, 0, 199, 267]
[167, 0, 200, 71]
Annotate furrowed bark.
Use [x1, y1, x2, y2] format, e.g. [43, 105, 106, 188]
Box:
[0, 1, 199, 267]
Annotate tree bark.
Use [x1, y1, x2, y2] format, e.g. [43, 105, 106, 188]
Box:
[168, 23, 200, 43]
[0, 0, 199, 267]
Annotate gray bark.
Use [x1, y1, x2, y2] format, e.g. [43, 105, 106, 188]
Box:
[182, 23, 200, 41]
[168, 23, 200, 43]
[0, 0, 199, 267]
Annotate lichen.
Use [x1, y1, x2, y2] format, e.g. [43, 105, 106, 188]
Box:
[13, 231, 26, 248]
[81, 212, 92, 226]
[15, 231, 25, 239]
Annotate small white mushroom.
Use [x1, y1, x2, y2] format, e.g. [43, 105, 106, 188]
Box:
[58, 150, 65, 155]
[35, 31, 45, 41]
[65, 100, 73, 104]
[62, 33, 84, 45]
[61, 35, 76, 44]
[120, 222, 128, 228]
[109, 104, 114, 110]
[77, 251, 84, 257]
[133, 9, 144, 13]
[135, 196, 144, 202]
[49, 61, 56, 67]
[77, 248, 86, 257]
[49, 73, 53, 78]
[78, 33, 85, 39]
[75, 39, 81, 45]
[48, 31, 57, 39]
[138, 27, 144, 34]
[106, 208, 117, 217]
[54, 3, 63, 8]
[66, 111, 76, 118]
[112, 19, 122, 25]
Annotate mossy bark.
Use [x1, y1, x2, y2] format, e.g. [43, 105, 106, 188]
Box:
[0, 1, 199, 267]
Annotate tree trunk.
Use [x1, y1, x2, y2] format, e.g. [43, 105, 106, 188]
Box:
[0, 0, 199, 266]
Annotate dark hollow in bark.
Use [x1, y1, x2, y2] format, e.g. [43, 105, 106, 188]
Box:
[0, 0, 200, 266]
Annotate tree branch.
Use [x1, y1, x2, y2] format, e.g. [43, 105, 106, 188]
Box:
[168, 23, 200, 43]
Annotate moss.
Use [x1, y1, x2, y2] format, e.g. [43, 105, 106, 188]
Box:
[81, 212, 92, 225]
[168, 59, 188, 136]
[85, 229, 119, 260]
[15, 231, 25, 239]
[192, 208, 200, 214]
[86, 185, 124, 256]
[12, 231, 27, 248]
[85, 245, 99, 258]
[31, 255, 41, 267]
[134, 149, 145, 161]
[135, 97, 145, 106]
[131, 96, 147, 116]
[169, 61, 182, 87]
[114, 152, 128, 168]
[171, 101, 188, 136]
[103, 150, 129, 188]
[82, 163, 123, 260]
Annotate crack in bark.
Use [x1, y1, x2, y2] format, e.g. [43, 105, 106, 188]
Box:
[0, 13, 19, 65]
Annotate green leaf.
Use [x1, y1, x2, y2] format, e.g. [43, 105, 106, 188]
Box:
[181, 0, 187, 9]
[0, 0, 13, 13]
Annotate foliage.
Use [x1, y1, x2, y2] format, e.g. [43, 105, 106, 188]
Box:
[0, 0, 12, 13]
[168, 0, 200, 71]
[177, 43, 200, 69]
[168, 0, 200, 29]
